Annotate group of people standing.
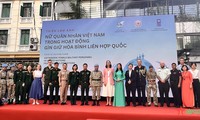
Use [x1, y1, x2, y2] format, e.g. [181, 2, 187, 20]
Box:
[0, 57, 200, 108]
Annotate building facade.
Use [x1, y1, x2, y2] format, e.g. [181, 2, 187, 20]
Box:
[0, 0, 200, 69]
[0, 0, 54, 68]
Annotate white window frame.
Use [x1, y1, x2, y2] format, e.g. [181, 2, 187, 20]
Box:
[20, 1, 34, 18]
[0, 1, 13, 18]
[18, 28, 33, 51]
[0, 28, 10, 46]
[41, 1, 53, 18]
[19, 28, 32, 46]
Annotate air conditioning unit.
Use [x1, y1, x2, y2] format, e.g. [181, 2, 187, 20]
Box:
[30, 38, 39, 44]
[30, 38, 39, 51]
[30, 44, 38, 51]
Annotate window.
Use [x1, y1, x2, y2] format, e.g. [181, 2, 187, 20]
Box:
[20, 29, 30, 45]
[1, 3, 11, 18]
[20, 3, 32, 17]
[40, 2, 51, 17]
[0, 30, 8, 45]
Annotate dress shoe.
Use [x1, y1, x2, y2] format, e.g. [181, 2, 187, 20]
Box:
[81, 103, 84, 106]
[43, 101, 47, 104]
[97, 100, 100, 106]
[126, 104, 130, 106]
[49, 102, 53, 105]
[92, 100, 96, 106]
[55, 101, 58, 104]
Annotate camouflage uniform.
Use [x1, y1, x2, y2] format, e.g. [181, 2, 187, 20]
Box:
[7, 70, 15, 104]
[146, 70, 158, 106]
[0, 70, 7, 99]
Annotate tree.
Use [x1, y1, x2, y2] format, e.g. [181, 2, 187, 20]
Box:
[69, 0, 86, 19]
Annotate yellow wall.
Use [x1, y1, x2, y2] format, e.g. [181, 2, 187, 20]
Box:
[0, 0, 101, 59]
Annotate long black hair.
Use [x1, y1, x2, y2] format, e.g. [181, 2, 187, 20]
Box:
[115, 63, 123, 76]
[190, 62, 197, 67]
[105, 60, 112, 68]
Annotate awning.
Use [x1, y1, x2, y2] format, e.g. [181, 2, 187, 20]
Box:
[0, 52, 39, 58]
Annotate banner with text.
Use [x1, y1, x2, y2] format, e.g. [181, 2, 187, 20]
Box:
[40, 15, 177, 96]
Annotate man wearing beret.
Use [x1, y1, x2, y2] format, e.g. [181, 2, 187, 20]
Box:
[90, 64, 103, 106]
[0, 64, 8, 105]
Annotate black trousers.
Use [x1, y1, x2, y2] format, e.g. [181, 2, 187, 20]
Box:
[70, 85, 78, 104]
[126, 84, 136, 105]
[170, 82, 181, 107]
[158, 81, 170, 106]
[0, 99, 2, 105]
[50, 81, 59, 102]
[44, 80, 51, 102]
[23, 82, 32, 103]
[15, 81, 23, 103]
[136, 85, 146, 105]
[193, 79, 200, 107]
[81, 83, 89, 104]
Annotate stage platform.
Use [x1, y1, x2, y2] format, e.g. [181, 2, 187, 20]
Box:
[0, 101, 200, 120]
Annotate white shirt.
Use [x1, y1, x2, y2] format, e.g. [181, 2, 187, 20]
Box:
[189, 69, 200, 79]
[177, 64, 190, 71]
[156, 67, 171, 80]
[129, 70, 132, 77]
[34, 70, 43, 78]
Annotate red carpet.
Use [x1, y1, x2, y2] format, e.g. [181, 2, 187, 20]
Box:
[0, 101, 200, 120]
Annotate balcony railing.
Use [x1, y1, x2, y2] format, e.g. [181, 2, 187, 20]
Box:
[0, 45, 8, 51]
[18, 45, 29, 51]
[41, 17, 52, 22]
[0, 18, 11, 24]
[20, 17, 33, 23]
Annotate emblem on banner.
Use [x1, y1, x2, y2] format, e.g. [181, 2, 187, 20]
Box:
[117, 21, 125, 28]
[134, 20, 142, 28]
[156, 19, 161, 27]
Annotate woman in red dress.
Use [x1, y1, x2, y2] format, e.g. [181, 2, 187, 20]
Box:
[181, 65, 194, 108]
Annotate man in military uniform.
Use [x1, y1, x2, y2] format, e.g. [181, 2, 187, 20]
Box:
[134, 59, 147, 106]
[7, 64, 15, 104]
[146, 65, 158, 107]
[80, 63, 91, 106]
[14, 63, 25, 104]
[69, 64, 80, 105]
[0, 64, 7, 105]
[42, 59, 53, 104]
[90, 64, 103, 106]
[156, 61, 171, 107]
[50, 62, 60, 104]
[170, 63, 181, 108]
[59, 63, 70, 105]
[23, 65, 33, 104]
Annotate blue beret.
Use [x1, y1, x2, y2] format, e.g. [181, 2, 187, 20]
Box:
[9, 64, 15, 67]
[94, 64, 99, 67]
[2, 63, 8, 68]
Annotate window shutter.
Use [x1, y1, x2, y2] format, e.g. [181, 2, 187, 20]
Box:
[40, 5, 43, 16]
[20, 6, 24, 17]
